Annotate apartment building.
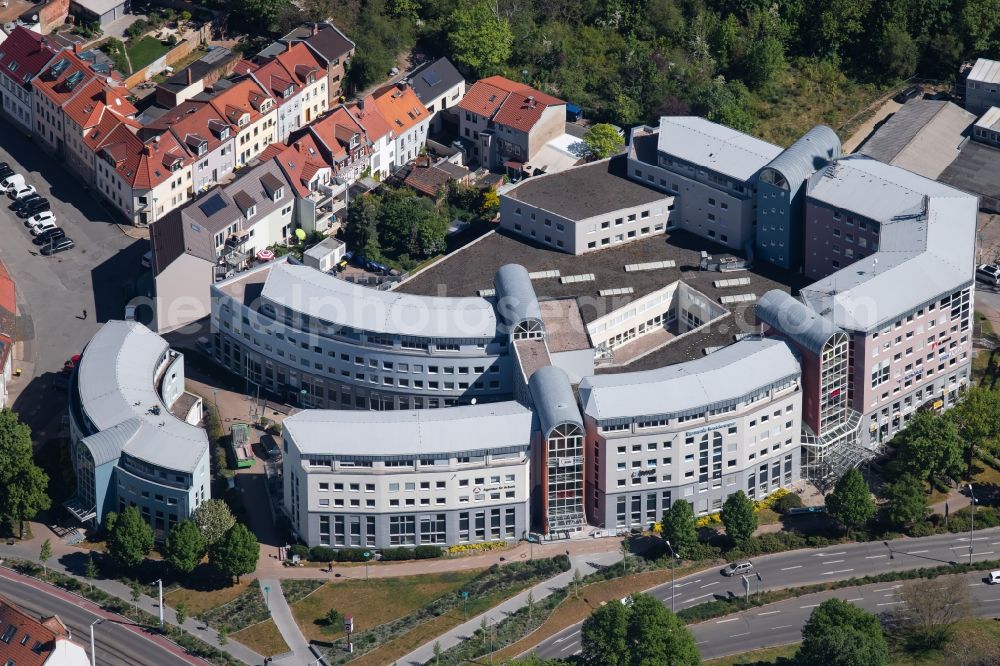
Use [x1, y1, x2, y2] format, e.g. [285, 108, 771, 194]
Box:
[65, 321, 210, 537]
[499, 156, 674, 254]
[0, 26, 58, 134]
[303, 105, 371, 184]
[61, 77, 138, 186]
[371, 82, 430, 169]
[146, 100, 236, 194]
[206, 77, 278, 168]
[264, 134, 344, 233]
[282, 404, 533, 548]
[347, 94, 394, 179]
[32, 50, 98, 155]
[408, 57, 465, 134]
[580, 338, 802, 527]
[458, 75, 565, 170]
[259, 22, 355, 102]
[250, 42, 327, 142]
[0, 596, 90, 666]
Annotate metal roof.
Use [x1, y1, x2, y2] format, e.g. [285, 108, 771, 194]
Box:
[762, 125, 840, 191]
[756, 290, 843, 356]
[81, 418, 141, 467]
[657, 116, 782, 182]
[408, 57, 465, 104]
[76, 321, 209, 473]
[493, 263, 541, 334]
[579, 338, 801, 422]
[529, 365, 583, 435]
[802, 155, 977, 332]
[262, 261, 498, 339]
[282, 401, 533, 457]
[969, 58, 1000, 85]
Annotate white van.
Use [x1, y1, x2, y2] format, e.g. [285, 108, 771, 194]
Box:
[989, 570, 1000, 585]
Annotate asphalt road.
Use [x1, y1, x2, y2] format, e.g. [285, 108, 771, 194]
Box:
[0, 127, 147, 436]
[532, 526, 1000, 660]
[0, 569, 195, 665]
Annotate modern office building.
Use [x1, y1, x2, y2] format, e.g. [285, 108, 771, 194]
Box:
[65, 321, 210, 537]
[282, 403, 533, 548]
[580, 338, 802, 526]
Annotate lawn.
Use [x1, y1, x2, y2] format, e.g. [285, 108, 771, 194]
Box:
[231, 619, 289, 657]
[703, 643, 799, 665]
[127, 37, 172, 72]
[289, 570, 481, 643]
[164, 579, 252, 617]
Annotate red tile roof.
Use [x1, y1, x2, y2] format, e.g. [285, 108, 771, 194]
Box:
[274, 42, 326, 87]
[267, 134, 330, 197]
[100, 124, 190, 190]
[308, 106, 367, 163]
[207, 78, 274, 128]
[347, 95, 392, 143]
[0, 594, 69, 666]
[458, 76, 564, 132]
[232, 59, 259, 76]
[457, 79, 510, 118]
[34, 50, 98, 108]
[62, 77, 136, 129]
[0, 26, 58, 89]
[371, 83, 428, 134]
[83, 113, 139, 153]
[150, 101, 232, 158]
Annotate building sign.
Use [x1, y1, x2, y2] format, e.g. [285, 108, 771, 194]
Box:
[685, 421, 735, 437]
[557, 457, 577, 467]
[631, 469, 657, 479]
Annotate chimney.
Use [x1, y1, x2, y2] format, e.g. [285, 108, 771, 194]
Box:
[73, 41, 83, 54]
[312, 23, 319, 37]
[293, 141, 301, 152]
[142, 144, 154, 156]
[397, 81, 406, 92]
[186, 68, 193, 85]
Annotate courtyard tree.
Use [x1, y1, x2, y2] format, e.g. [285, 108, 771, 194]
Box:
[193, 498, 235, 546]
[660, 499, 698, 557]
[826, 468, 876, 530]
[881, 473, 929, 529]
[721, 490, 757, 545]
[108, 506, 154, 569]
[797, 598, 889, 666]
[0, 409, 51, 538]
[210, 522, 259, 584]
[894, 411, 963, 484]
[583, 124, 625, 159]
[164, 518, 206, 575]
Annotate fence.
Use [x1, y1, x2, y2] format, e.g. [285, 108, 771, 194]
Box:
[121, 24, 211, 89]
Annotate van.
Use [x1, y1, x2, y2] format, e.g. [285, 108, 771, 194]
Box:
[989, 570, 1000, 585]
[976, 264, 1000, 287]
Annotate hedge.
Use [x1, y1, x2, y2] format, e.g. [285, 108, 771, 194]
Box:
[309, 546, 337, 562]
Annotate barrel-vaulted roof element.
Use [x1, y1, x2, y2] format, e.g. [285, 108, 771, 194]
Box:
[761, 125, 841, 190]
[756, 290, 844, 356]
[529, 365, 583, 435]
[494, 263, 542, 335]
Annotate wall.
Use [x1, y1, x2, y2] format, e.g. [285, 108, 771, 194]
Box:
[122, 28, 208, 90]
[40, 0, 70, 33]
[154, 252, 213, 333]
[802, 201, 881, 281]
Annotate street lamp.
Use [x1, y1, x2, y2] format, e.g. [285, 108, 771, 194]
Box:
[664, 540, 679, 613]
[363, 551, 371, 580]
[89, 618, 104, 666]
[154, 579, 164, 629]
[968, 483, 978, 565]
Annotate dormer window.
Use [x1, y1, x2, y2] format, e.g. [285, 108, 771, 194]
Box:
[284, 85, 294, 97]
[238, 114, 249, 127]
[220, 127, 230, 140]
[197, 143, 207, 156]
[272, 186, 283, 202]
[245, 204, 256, 219]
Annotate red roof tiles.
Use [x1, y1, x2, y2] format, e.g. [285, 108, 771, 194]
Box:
[266, 134, 329, 197]
[0, 26, 58, 89]
[100, 124, 190, 189]
[62, 77, 136, 129]
[459, 75, 564, 132]
[347, 95, 392, 143]
[34, 50, 98, 108]
[371, 83, 429, 134]
[0, 594, 69, 666]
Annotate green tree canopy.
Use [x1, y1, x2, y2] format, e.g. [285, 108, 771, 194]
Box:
[583, 124, 625, 159]
[210, 522, 260, 583]
[0, 409, 51, 538]
[721, 490, 757, 545]
[448, 0, 514, 76]
[894, 411, 963, 484]
[581, 592, 698, 666]
[826, 468, 876, 530]
[108, 506, 154, 569]
[661, 499, 698, 558]
[881, 473, 929, 529]
[798, 598, 889, 666]
[949, 386, 1000, 473]
[193, 499, 236, 547]
[164, 519, 206, 575]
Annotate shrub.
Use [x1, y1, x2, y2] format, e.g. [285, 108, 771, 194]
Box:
[379, 547, 415, 561]
[906, 521, 934, 537]
[288, 544, 309, 559]
[309, 546, 337, 562]
[337, 548, 371, 562]
[414, 545, 443, 559]
[772, 492, 804, 513]
[167, 34, 178, 46]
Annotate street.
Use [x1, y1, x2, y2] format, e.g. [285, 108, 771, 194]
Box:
[531, 526, 1000, 660]
[0, 127, 148, 437]
[0, 568, 196, 665]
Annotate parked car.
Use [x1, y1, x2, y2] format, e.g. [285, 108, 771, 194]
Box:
[40, 237, 74, 255]
[976, 264, 1000, 287]
[0, 173, 24, 192]
[0, 165, 14, 181]
[9, 185, 36, 200]
[893, 85, 922, 103]
[195, 336, 212, 354]
[29, 218, 58, 236]
[141, 250, 152, 268]
[33, 227, 65, 245]
[18, 199, 50, 218]
[722, 561, 754, 577]
[26, 211, 55, 228]
[11, 193, 42, 210]
[989, 570, 1000, 585]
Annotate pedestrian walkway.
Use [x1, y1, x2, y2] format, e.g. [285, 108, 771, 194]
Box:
[397, 551, 621, 666]
[0, 536, 264, 665]
[258, 578, 312, 665]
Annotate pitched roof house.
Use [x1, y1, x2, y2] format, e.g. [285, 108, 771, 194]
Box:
[370, 82, 431, 170]
[0, 595, 90, 666]
[0, 26, 59, 133]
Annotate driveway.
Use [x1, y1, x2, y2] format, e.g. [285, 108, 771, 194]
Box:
[0, 127, 147, 437]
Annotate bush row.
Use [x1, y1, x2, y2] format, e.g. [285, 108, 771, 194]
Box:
[287, 544, 444, 563]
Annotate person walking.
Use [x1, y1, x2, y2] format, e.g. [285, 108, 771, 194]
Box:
[82, 309, 87, 319]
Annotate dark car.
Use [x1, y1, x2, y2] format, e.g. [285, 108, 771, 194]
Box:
[0, 165, 13, 180]
[893, 85, 922, 103]
[18, 199, 50, 218]
[40, 237, 74, 255]
[33, 227, 65, 245]
[11, 193, 43, 210]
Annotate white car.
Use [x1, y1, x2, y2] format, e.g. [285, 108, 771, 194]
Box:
[26, 211, 55, 228]
[0, 173, 24, 192]
[975, 264, 1000, 287]
[29, 218, 58, 236]
[9, 185, 36, 200]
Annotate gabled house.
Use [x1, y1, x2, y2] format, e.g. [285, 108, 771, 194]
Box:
[458, 75, 565, 170]
[264, 134, 343, 233]
[347, 94, 394, 179]
[0, 595, 89, 666]
[61, 76, 137, 186]
[303, 105, 371, 182]
[206, 77, 278, 167]
[149, 160, 299, 332]
[95, 124, 193, 225]
[32, 49, 99, 155]
[260, 22, 355, 103]
[407, 57, 465, 134]
[370, 81, 430, 170]
[145, 101, 237, 194]
[251, 42, 327, 142]
[0, 26, 59, 134]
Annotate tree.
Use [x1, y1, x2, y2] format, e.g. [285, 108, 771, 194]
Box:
[583, 124, 625, 160]
[164, 519, 206, 575]
[895, 411, 963, 484]
[175, 601, 188, 626]
[692, 79, 755, 133]
[881, 474, 929, 529]
[192, 499, 236, 547]
[324, 607, 342, 627]
[797, 599, 889, 666]
[209, 522, 259, 583]
[581, 592, 698, 666]
[39, 539, 51, 578]
[448, 0, 514, 75]
[572, 569, 582, 598]
[236, 0, 289, 31]
[342, 194, 382, 259]
[878, 24, 918, 79]
[721, 490, 757, 545]
[0, 409, 51, 538]
[480, 189, 500, 218]
[826, 468, 876, 530]
[433, 640, 441, 665]
[218, 626, 228, 646]
[894, 577, 971, 649]
[742, 36, 785, 89]
[130, 584, 142, 618]
[661, 499, 697, 558]
[84, 554, 97, 591]
[949, 386, 1000, 475]
[107, 506, 154, 569]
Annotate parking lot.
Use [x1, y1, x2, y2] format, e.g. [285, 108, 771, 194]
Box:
[0, 127, 148, 437]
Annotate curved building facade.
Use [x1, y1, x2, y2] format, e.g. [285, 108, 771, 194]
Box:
[211, 260, 542, 411]
[66, 321, 210, 537]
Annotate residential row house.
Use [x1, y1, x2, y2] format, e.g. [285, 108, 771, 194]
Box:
[0, 26, 59, 134]
[248, 41, 329, 143]
[258, 21, 356, 103]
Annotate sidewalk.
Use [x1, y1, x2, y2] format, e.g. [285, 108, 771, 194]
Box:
[0, 534, 264, 666]
[258, 578, 312, 665]
[397, 551, 622, 666]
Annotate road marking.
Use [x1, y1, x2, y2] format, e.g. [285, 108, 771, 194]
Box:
[955, 537, 988, 542]
[675, 579, 701, 588]
[730, 632, 751, 638]
[700, 581, 720, 588]
[684, 593, 714, 604]
[554, 637, 566, 643]
[773, 624, 794, 630]
[696, 641, 708, 646]
[847, 598, 863, 602]
[815, 551, 847, 557]
[560, 643, 576, 653]
[906, 550, 928, 554]
[985, 598, 1000, 602]
[758, 610, 781, 616]
[976, 551, 995, 556]
[716, 617, 740, 624]
[821, 569, 854, 575]
[780, 565, 803, 571]
[873, 586, 902, 592]
[883, 594, 896, 597]
[969, 583, 985, 587]
[865, 555, 888, 559]
[800, 604, 820, 609]
[825, 559, 845, 564]
[878, 601, 903, 606]
[992, 542, 1000, 546]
